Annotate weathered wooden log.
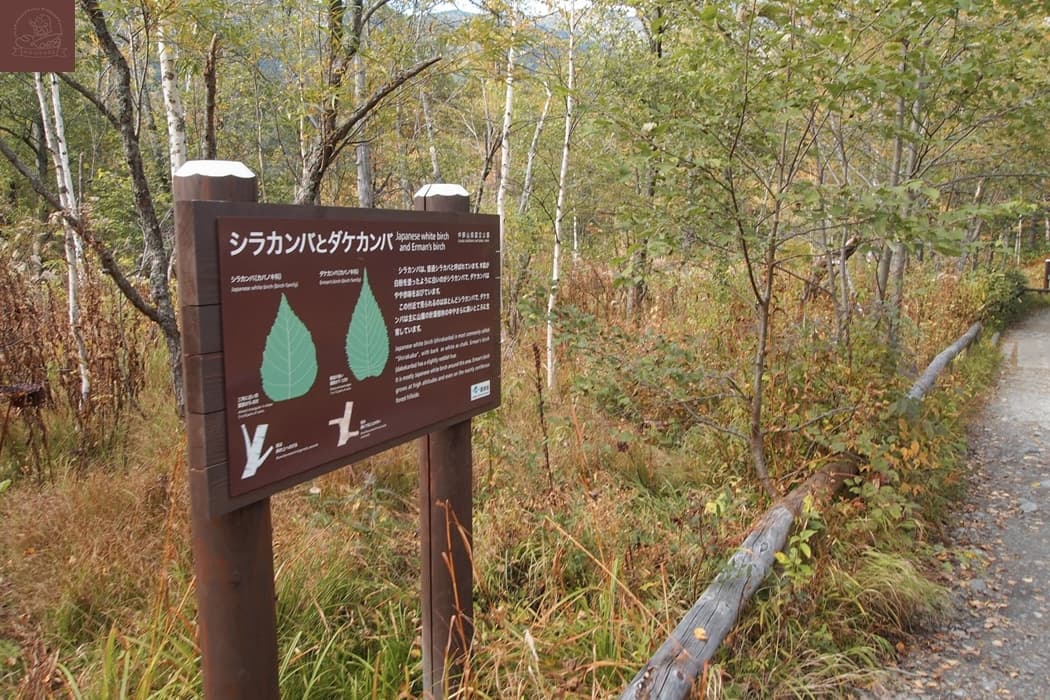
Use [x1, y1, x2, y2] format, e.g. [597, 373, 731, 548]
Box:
[620, 320, 987, 699]
[905, 321, 982, 401]
[619, 459, 859, 700]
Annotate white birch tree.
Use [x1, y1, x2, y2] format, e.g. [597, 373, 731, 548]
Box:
[158, 22, 187, 182]
[547, 1, 576, 390]
[495, 40, 516, 244]
[355, 53, 375, 207]
[518, 82, 551, 216]
[421, 88, 442, 181]
[33, 72, 90, 410]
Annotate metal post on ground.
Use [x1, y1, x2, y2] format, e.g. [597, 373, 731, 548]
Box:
[1043, 259, 1049, 290]
[414, 184, 474, 699]
[174, 161, 280, 700]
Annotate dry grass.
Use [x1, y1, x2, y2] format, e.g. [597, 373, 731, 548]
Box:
[0, 249, 1015, 698]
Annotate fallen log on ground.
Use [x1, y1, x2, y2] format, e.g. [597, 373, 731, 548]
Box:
[618, 458, 859, 700]
[620, 321, 986, 700]
[905, 321, 982, 400]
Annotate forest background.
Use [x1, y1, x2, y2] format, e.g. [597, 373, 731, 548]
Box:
[2, 0, 1050, 697]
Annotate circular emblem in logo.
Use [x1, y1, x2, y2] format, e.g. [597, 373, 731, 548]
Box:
[13, 8, 66, 58]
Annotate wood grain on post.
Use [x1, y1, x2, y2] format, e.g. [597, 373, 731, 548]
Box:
[414, 184, 475, 699]
[174, 160, 280, 700]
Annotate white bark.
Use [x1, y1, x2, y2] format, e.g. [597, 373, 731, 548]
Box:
[158, 24, 187, 183]
[547, 4, 575, 391]
[43, 76, 78, 240]
[1015, 216, 1023, 266]
[421, 89, 441, 180]
[496, 42, 516, 247]
[519, 83, 552, 215]
[35, 73, 90, 409]
[839, 228, 854, 338]
[355, 53, 375, 208]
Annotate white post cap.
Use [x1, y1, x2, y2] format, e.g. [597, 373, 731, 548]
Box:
[175, 160, 256, 178]
[414, 184, 469, 198]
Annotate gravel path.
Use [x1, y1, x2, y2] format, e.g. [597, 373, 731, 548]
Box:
[875, 307, 1050, 698]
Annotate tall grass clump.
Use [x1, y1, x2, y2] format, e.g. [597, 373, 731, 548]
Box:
[0, 260, 149, 481]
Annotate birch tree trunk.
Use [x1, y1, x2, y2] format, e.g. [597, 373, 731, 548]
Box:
[572, 214, 579, 265]
[474, 78, 496, 212]
[355, 52, 375, 208]
[34, 72, 90, 410]
[518, 82, 551, 215]
[158, 23, 187, 182]
[882, 58, 908, 346]
[412, 6, 440, 184]
[955, 177, 986, 272]
[876, 53, 911, 308]
[830, 116, 854, 343]
[1015, 216, 1023, 266]
[839, 227, 854, 346]
[421, 88, 441, 181]
[395, 101, 412, 207]
[547, 3, 575, 391]
[496, 41, 516, 251]
[352, 2, 372, 207]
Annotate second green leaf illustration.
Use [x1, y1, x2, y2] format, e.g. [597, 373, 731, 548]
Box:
[346, 269, 390, 381]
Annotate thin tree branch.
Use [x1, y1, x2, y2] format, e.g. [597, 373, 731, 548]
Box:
[328, 55, 442, 162]
[362, 0, 393, 28]
[0, 136, 63, 211]
[768, 406, 856, 436]
[56, 73, 120, 129]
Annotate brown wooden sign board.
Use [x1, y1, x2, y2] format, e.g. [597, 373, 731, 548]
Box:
[179, 200, 500, 516]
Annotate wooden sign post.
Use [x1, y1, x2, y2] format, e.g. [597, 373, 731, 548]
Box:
[174, 161, 280, 700]
[174, 162, 498, 699]
[415, 185, 474, 699]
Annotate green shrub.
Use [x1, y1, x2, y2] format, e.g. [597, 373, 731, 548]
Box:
[973, 268, 1028, 329]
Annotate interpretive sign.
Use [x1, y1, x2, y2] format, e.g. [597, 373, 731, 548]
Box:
[183, 200, 500, 512]
[176, 164, 489, 699]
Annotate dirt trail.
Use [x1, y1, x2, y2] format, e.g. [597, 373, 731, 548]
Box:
[877, 307, 1050, 698]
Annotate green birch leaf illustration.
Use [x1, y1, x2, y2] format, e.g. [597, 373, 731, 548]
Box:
[260, 294, 318, 401]
[346, 269, 389, 380]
